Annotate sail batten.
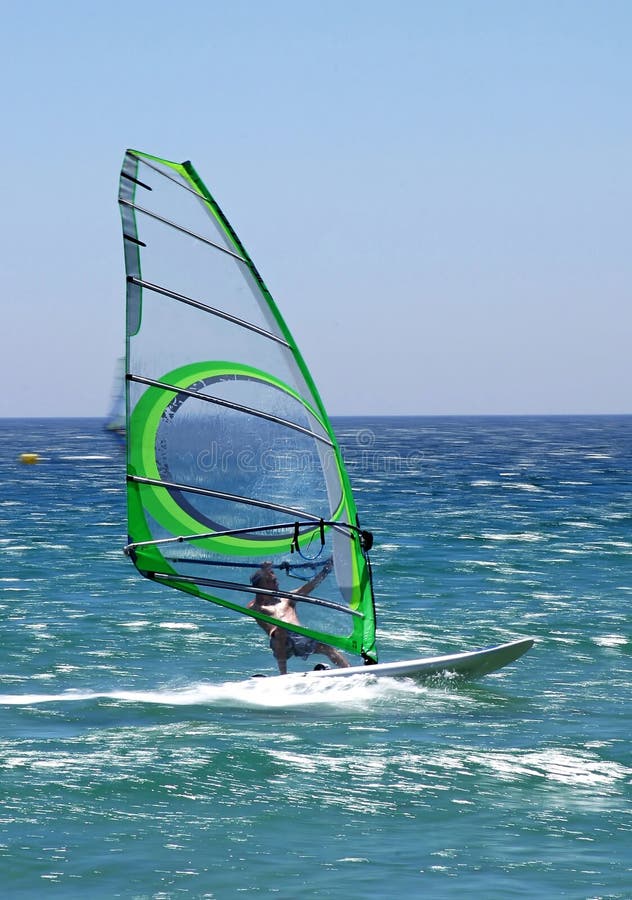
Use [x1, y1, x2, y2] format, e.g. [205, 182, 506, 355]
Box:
[119, 149, 378, 662]
[130, 153, 212, 202]
[123, 233, 146, 247]
[150, 573, 364, 617]
[127, 277, 291, 346]
[128, 475, 336, 522]
[121, 171, 153, 191]
[127, 374, 334, 446]
[119, 198, 249, 262]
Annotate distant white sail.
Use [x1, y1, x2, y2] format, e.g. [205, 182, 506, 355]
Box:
[105, 357, 125, 438]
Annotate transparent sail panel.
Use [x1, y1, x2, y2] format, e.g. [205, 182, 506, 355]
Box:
[119, 150, 377, 660]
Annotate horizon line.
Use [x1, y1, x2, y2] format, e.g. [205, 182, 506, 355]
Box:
[2, 412, 631, 422]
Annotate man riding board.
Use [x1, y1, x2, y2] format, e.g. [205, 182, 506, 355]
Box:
[247, 560, 350, 674]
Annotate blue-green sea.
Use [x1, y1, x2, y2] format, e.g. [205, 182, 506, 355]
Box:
[1, 416, 631, 898]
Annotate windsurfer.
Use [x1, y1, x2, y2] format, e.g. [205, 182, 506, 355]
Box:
[247, 561, 350, 674]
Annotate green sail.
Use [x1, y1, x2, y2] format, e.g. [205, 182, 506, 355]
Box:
[118, 150, 377, 662]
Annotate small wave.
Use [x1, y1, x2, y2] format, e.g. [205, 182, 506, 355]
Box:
[592, 634, 628, 649]
[482, 531, 544, 543]
[563, 520, 601, 529]
[58, 455, 112, 461]
[477, 747, 632, 789]
[0, 690, 100, 705]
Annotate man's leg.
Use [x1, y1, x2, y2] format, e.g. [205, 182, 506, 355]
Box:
[315, 643, 350, 668]
[270, 627, 289, 674]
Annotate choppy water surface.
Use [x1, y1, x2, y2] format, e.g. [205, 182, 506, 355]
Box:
[1, 416, 631, 898]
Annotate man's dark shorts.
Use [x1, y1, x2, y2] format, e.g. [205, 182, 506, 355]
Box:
[271, 632, 318, 659]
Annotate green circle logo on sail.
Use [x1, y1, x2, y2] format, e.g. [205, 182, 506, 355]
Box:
[127, 361, 345, 555]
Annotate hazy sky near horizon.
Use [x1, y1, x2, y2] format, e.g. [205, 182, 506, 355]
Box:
[2, 0, 630, 417]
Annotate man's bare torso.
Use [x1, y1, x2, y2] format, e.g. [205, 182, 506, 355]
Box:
[248, 594, 299, 633]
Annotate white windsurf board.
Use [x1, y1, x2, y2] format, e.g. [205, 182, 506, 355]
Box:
[257, 637, 534, 681]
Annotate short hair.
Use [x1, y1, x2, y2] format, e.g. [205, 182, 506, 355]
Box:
[250, 562, 273, 588]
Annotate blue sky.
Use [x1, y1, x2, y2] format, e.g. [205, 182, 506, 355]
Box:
[2, 0, 630, 416]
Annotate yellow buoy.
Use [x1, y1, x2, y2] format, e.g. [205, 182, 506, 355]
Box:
[19, 453, 40, 465]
